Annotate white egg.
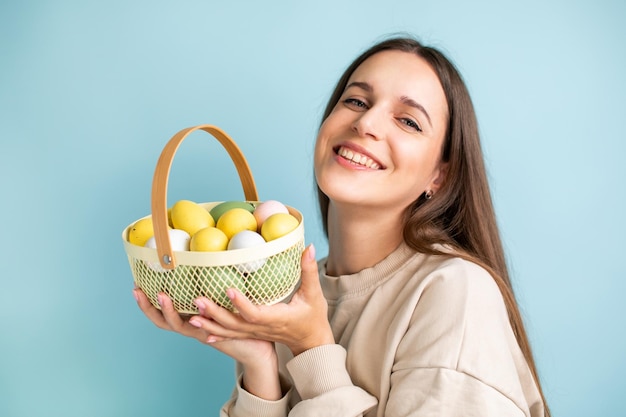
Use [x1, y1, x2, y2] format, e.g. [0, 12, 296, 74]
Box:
[144, 229, 191, 272]
[228, 230, 267, 273]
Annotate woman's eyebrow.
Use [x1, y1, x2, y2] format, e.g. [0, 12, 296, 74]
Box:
[345, 81, 372, 92]
[401, 96, 432, 127]
[345, 82, 432, 128]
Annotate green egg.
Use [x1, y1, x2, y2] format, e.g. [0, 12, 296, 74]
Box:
[246, 250, 300, 304]
[197, 266, 246, 311]
[165, 265, 199, 313]
[209, 201, 255, 222]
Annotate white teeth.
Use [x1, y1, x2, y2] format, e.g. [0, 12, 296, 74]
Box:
[337, 146, 381, 169]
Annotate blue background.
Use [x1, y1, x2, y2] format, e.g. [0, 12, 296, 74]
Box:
[1, 1, 624, 416]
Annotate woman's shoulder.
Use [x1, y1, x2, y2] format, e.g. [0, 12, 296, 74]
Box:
[428, 253, 498, 289]
[403, 245, 500, 292]
[388, 252, 538, 417]
[401, 249, 506, 317]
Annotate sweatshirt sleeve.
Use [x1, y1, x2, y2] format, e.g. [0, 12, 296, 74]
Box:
[387, 367, 528, 416]
[220, 373, 292, 417]
[285, 344, 378, 417]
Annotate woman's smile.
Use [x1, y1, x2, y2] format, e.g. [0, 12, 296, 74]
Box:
[334, 144, 383, 170]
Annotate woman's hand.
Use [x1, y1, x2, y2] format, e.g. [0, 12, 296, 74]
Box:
[132, 244, 332, 398]
[133, 289, 282, 400]
[134, 288, 274, 361]
[190, 244, 335, 356]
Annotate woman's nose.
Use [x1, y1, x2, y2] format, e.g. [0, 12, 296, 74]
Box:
[351, 108, 383, 140]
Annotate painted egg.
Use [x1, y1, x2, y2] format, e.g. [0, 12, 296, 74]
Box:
[227, 230, 266, 273]
[253, 200, 289, 230]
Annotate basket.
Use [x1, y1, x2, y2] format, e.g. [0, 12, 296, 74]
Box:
[122, 124, 305, 313]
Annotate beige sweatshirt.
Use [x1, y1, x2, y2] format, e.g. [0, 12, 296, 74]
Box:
[221, 242, 546, 416]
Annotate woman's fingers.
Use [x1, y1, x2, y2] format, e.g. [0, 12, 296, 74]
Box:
[195, 296, 258, 336]
[188, 315, 231, 343]
[134, 288, 213, 341]
[134, 288, 171, 330]
[297, 244, 321, 297]
[157, 292, 188, 331]
[224, 288, 266, 325]
[134, 288, 279, 367]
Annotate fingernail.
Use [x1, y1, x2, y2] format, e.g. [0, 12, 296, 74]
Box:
[132, 290, 139, 301]
[189, 318, 202, 328]
[307, 244, 316, 261]
[207, 336, 216, 343]
[226, 289, 236, 300]
[194, 299, 206, 313]
[157, 293, 165, 306]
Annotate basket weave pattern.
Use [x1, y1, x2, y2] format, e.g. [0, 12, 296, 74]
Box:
[127, 238, 303, 312]
[122, 125, 304, 313]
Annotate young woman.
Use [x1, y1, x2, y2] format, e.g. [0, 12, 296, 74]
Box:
[135, 36, 550, 416]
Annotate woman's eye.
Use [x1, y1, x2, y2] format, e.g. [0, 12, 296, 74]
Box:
[344, 98, 368, 109]
[400, 118, 422, 132]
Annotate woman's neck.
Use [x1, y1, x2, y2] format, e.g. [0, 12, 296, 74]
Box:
[325, 202, 405, 276]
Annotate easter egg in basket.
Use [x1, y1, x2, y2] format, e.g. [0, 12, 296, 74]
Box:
[228, 230, 267, 273]
[210, 200, 255, 222]
[245, 246, 302, 305]
[196, 265, 246, 311]
[144, 229, 191, 272]
[253, 200, 289, 229]
[170, 200, 215, 236]
[261, 213, 300, 242]
[128, 217, 155, 247]
[190, 226, 229, 252]
[163, 265, 199, 313]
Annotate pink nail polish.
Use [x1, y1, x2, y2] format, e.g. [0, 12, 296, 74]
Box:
[194, 299, 206, 313]
[189, 318, 201, 328]
[132, 290, 139, 301]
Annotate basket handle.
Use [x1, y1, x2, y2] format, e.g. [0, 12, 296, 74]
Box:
[151, 124, 259, 270]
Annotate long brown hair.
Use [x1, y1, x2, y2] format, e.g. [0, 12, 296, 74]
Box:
[316, 36, 550, 415]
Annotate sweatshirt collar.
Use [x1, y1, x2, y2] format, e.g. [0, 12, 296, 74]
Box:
[319, 242, 419, 301]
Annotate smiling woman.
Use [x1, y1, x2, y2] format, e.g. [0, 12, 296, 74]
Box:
[134, 35, 551, 417]
[314, 50, 449, 221]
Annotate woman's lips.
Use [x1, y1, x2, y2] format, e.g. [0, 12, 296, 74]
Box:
[334, 145, 383, 170]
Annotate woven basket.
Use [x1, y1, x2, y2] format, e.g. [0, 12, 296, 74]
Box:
[122, 124, 305, 313]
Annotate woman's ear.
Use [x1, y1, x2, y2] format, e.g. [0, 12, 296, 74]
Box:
[430, 162, 448, 193]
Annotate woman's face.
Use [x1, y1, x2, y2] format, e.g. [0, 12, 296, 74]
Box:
[314, 50, 449, 213]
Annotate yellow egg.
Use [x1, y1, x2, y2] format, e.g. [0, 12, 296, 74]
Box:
[190, 226, 229, 252]
[261, 213, 299, 241]
[216, 208, 257, 240]
[170, 200, 215, 236]
[128, 217, 154, 247]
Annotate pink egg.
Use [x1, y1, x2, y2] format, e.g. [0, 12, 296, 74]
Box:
[253, 200, 289, 229]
